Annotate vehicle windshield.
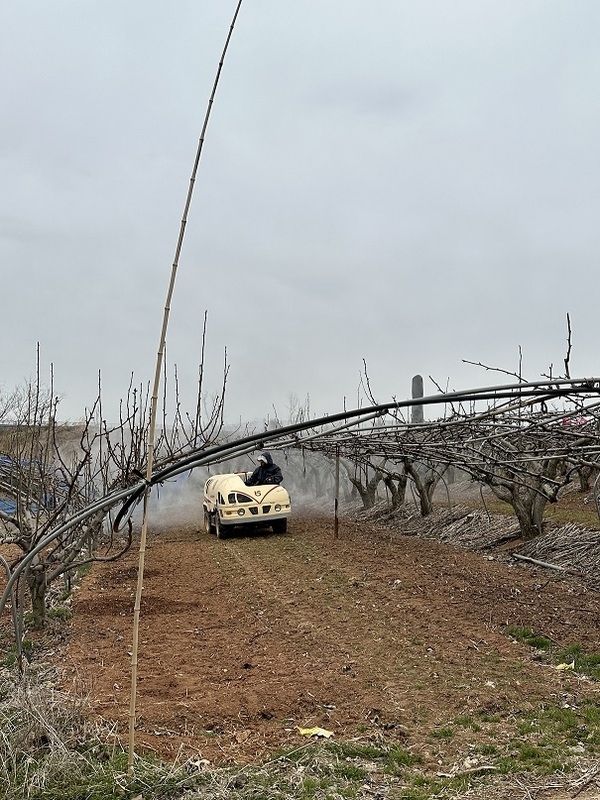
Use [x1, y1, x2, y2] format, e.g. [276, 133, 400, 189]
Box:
[227, 492, 253, 504]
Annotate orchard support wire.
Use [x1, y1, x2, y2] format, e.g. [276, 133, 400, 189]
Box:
[3, 375, 600, 622]
[3, 377, 600, 672]
[127, 0, 245, 771]
[105, 376, 600, 524]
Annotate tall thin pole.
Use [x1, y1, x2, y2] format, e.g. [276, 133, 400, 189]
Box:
[127, 0, 244, 771]
[334, 449, 340, 539]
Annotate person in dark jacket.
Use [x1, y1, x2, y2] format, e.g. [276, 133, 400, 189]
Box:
[245, 452, 283, 486]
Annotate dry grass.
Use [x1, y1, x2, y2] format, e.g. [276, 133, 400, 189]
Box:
[0, 662, 599, 799]
[0, 664, 98, 797]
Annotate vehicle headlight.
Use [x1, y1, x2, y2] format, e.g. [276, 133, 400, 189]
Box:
[274, 504, 281, 512]
[237, 508, 245, 516]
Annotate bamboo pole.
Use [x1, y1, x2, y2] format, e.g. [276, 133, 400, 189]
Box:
[334, 450, 340, 539]
[127, 0, 244, 771]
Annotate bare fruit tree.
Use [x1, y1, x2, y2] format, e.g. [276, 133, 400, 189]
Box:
[282, 380, 600, 537]
[0, 382, 114, 630]
[340, 458, 385, 510]
[0, 348, 228, 636]
[451, 409, 597, 539]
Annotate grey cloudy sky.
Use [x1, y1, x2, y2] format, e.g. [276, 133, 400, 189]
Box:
[2, 1, 600, 423]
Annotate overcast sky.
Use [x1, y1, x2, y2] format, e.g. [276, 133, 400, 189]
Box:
[2, 1, 600, 424]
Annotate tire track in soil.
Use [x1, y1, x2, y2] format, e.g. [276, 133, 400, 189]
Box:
[207, 522, 405, 730]
[210, 520, 588, 739]
[62, 515, 600, 767]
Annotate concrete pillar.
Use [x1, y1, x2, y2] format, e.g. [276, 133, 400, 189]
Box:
[411, 374, 424, 424]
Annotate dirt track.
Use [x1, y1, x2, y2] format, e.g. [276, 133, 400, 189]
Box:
[64, 513, 600, 774]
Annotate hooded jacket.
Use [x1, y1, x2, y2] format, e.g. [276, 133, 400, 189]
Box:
[245, 452, 283, 486]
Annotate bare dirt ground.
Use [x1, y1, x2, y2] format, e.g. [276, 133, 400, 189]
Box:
[60, 507, 600, 799]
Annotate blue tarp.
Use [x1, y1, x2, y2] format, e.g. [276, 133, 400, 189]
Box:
[0, 499, 17, 515]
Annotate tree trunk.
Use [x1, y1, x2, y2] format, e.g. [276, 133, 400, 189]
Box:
[497, 486, 548, 540]
[384, 474, 407, 511]
[511, 493, 544, 540]
[404, 460, 446, 517]
[26, 568, 47, 628]
[349, 471, 382, 509]
[577, 464, 597, 492]
[418, 488, 434, 517]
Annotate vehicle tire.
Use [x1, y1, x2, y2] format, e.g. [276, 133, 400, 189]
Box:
[215, 516, 226, 540]
[203, 510, 214, 535]
[272, 518, 287, 534]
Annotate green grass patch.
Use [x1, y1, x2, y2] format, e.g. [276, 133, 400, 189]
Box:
[331, 760, 367, 781]
[328, 741, 384, 760]
[46, 607, 72, 622]
[430, 726, 455, 741]
[454, 714, 481, 731]
[473, 742, 498, 756]
[556, 644, 600, 680]
[1, 639, 35, 668]
[382, 744, 420, 776]
[543, 503, 600, 528]
[506, 625, 553, 651]
[75, 562, 94, 580]
[505, 628, 600, 680]
[495, 742, 564, 776]
[23, 755, 211, 800]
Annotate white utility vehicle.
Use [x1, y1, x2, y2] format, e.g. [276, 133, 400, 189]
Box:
[203, 472, 291, 539]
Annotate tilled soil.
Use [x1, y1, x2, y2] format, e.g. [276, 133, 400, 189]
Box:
[63, 513, 600, 777]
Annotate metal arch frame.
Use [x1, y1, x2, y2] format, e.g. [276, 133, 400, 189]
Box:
[2, 377, 600, 620]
